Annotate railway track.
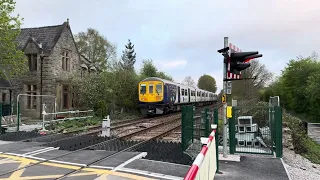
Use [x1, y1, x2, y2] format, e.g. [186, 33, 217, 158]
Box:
[0, 114, 183, 179]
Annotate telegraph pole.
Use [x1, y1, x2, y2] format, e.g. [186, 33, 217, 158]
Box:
[222, 37, 228, 157]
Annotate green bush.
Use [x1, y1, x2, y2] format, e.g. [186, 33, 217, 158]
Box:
[285, 112, 320, 164]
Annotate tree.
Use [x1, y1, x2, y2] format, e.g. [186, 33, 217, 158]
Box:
[306, 70, 320, 118]
[139, 59, 173, 81]
[182, 76, 195, 87]
[197, 74, 217, 93]
[140, 59, 157, 78]
[120, 39, 136, 71]
[232, 60, 273, 103]
[0, 0, 27, 79]
[74, 28, 116, 70]
[157, 71, 173, 81]
[276, 55, 319, 114]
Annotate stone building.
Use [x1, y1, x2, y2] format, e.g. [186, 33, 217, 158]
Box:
[0, 19, 98, 119]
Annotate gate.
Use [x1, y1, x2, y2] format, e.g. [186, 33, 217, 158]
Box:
[229, 104, 282, 157]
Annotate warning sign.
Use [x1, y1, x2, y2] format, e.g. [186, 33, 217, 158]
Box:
[222, 94, 226, 104]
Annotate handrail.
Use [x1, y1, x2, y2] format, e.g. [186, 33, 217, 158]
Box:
[184, 129, 217, 180]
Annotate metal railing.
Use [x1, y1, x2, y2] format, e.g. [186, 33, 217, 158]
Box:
[41, 103, 93, 131]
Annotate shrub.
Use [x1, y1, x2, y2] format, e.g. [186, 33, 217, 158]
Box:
[284, 112, 320, 164]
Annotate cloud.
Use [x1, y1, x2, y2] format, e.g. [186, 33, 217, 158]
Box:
[154, 59, 187, 70]
[13, 0, 320, 90]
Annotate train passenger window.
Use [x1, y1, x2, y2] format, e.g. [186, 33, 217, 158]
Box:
[182, 89, 184, 96]
[156, 84, 162, 94]
[140, 84, 146, 94]
[149, 84, 154, 93]
[185, 89, 187, 95]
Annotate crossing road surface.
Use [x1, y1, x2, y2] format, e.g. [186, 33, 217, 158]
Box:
[308, 123, 320, 144]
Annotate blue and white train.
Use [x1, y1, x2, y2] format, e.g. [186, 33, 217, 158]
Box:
[138, 77, 217, 116]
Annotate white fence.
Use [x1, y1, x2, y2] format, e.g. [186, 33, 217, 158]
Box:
[41, 104, 93, 131]
[184, 127, 217, 180]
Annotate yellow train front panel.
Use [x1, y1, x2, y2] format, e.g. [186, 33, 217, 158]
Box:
[139, 81, 163, 103]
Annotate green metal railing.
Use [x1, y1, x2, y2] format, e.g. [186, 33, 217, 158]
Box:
[181, 105, 194, 151]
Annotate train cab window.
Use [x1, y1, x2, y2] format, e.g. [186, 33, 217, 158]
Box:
[149, 84, 154, 93]
[181, 89, 184, 96]
[140, 84, 146, 94]
[156, 84, 162, 94]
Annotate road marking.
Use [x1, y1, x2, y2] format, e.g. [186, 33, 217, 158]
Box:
[112, 152, 147, 171]
[117, 167, 184, 180]
[90, 165, 113, 169]
[28, 147, 59, 156]
[95, 152, 147, 179]
[84, 167, 155, 180]
[7, 161, 30, 180]
[141, 158, 192, 168]
[0, 154, 157, 180]
[23, 147, 55, 155]
[0, 147, 56, 163]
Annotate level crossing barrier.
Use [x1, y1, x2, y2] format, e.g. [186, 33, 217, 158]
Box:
[184, 127, 217, 180]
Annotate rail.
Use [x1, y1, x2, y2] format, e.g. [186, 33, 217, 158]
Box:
[184, 126, 217, 180]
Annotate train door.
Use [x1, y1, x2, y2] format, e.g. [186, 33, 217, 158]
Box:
[178, 86, 180, 103]
[188, 88, 190, 102]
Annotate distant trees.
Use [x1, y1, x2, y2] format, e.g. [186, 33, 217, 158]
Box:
[69, 40, 175, 117]
[182, 76, 195, 87]
[119, 39, 136, 71]
[197, 74, 217, 93]
[74, 28, 116, 70]
[0, 0, 27, 79]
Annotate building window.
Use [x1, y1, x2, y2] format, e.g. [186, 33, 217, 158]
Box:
[27, 54, 37, 71]
[26, 85, 37, 109]
[2, 93, 6, 102]
[62, 50, 70, 71]
[62, 85, 69, 109]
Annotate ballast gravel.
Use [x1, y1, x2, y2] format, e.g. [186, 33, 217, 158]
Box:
[282, 147, 320, 180]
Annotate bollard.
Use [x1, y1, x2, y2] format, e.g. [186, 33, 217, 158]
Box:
[102, 115, 110, 137]
[41, 104, 47, 131]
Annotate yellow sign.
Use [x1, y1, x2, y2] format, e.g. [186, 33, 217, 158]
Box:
[227, 106, 232, 118]
[222, 94, 226, 104]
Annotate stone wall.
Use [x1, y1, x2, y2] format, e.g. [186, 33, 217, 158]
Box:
[50, 25, 81, 111]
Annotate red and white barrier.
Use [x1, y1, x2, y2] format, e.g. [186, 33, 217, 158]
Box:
[184, 130, 217, 180]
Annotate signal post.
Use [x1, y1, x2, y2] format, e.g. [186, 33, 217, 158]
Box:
[218, 37, 262, 157]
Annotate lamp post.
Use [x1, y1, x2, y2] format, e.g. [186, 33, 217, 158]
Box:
[39, 49, 44, 119]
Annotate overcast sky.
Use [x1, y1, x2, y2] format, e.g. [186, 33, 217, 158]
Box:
[14, 0, 320, 92]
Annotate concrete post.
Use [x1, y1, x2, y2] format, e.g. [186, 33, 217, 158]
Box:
[42, 103, 47, 131]
[102, 115, 110, 137]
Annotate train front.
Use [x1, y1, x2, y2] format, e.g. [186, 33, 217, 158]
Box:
[138, 78, 164, 116]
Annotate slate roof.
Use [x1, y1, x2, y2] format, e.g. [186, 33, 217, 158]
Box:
[15, 22, 68, 54]
[0, 78, 13, 89]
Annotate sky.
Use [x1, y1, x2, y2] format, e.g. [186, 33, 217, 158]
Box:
[13, 0, 320, 92]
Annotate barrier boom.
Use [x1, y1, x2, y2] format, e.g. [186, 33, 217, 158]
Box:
[184, 129, 217, 180]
